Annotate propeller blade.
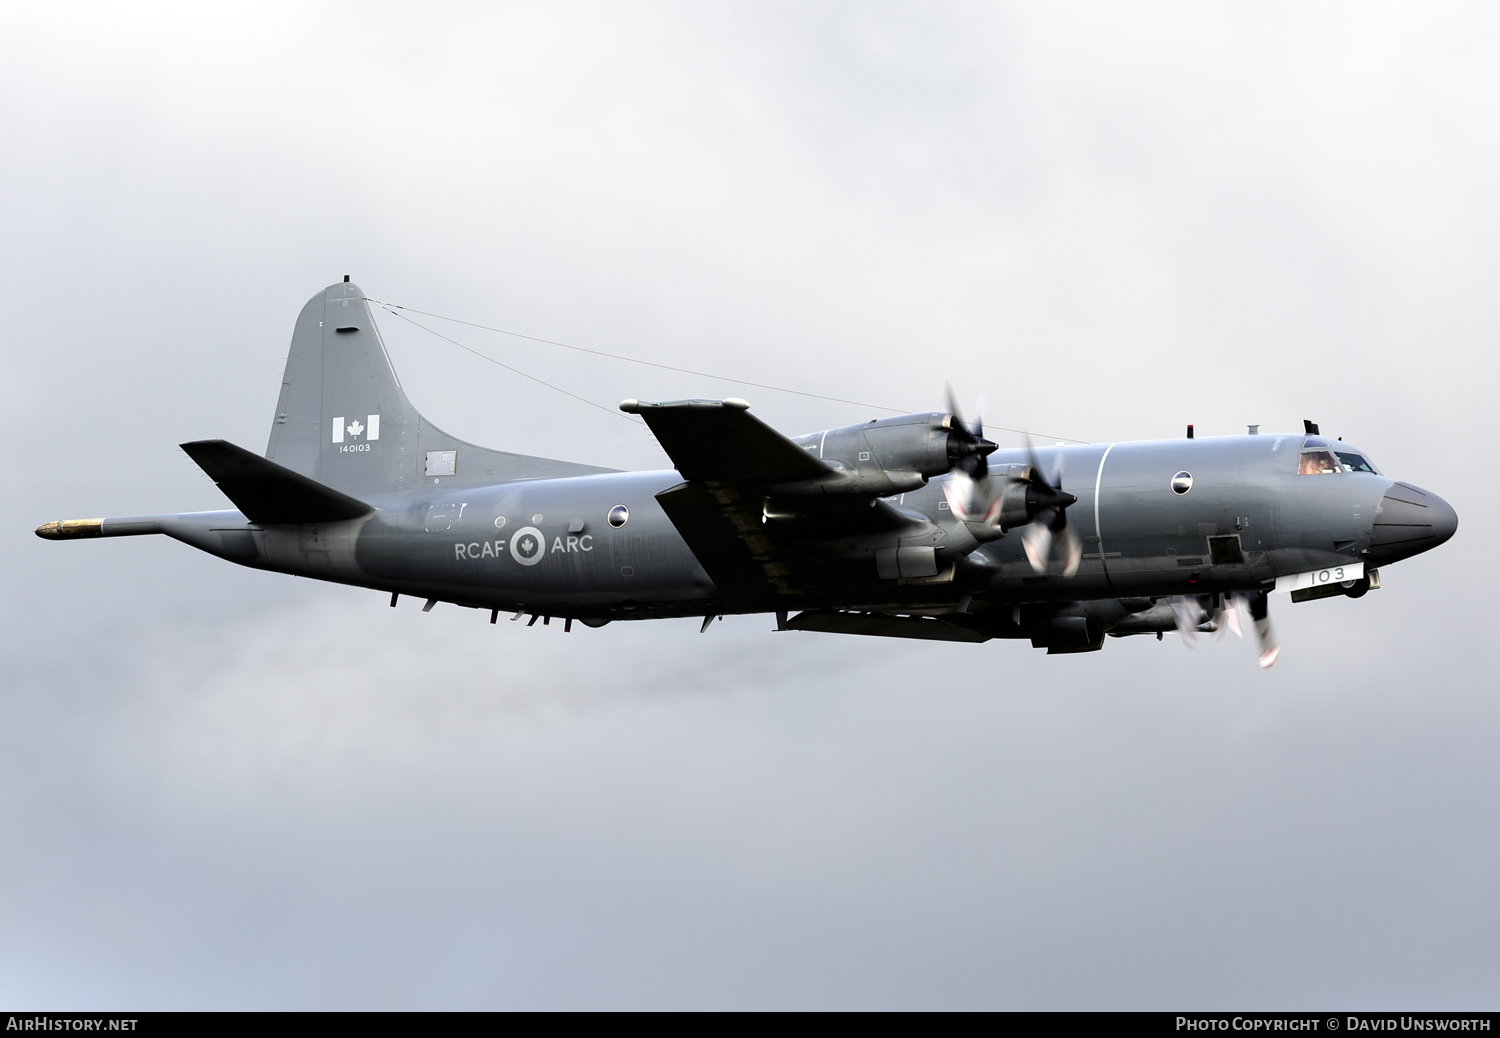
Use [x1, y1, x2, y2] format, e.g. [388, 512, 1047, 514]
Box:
[1011, 437, 1082, 577]
[1253, 614, 1279, 667]
[1202, 595, 1233, 641]
[1225, 595, 1245, 639]
[1024, 436, 1046, 485]
[942, 386, 996, 481]
[943, 472, 974, 521]
[945, 383, 965, 430]
[981, 490, 1006, 526]
[1058, 523, 1082, 578]
[1170, 595, 1201, 646]
[1022, 521, 1052, 574]
[1256, 624, 1280, 668]
[1248, 591, 1279, 668]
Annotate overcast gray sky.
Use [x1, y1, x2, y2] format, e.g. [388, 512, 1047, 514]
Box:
[1, 1, 1496, 1009]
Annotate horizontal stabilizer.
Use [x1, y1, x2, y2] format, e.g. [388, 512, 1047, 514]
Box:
[625, 398, 830, 485]
[181, 439, 374, 524]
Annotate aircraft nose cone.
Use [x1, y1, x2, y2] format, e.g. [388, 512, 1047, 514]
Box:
[1429, 492, 1459, 546]
[1368, 481, 1458, 565]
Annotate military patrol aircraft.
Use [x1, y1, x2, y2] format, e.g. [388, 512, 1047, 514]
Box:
[36, 279, 1458, 667]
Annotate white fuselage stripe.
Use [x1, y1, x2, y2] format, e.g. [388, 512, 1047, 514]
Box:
[1093, 442, 1118, 569]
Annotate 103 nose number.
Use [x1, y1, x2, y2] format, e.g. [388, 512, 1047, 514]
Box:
[1274, 562, 1365, 594]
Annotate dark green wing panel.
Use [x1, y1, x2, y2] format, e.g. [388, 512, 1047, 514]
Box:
[181, 439, 374, 524]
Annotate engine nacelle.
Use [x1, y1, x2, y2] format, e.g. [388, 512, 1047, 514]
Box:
[992, 479, 1034, 530]
[782, 412, 956, 497]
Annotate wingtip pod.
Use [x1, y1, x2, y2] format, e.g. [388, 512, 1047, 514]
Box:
[35, 518, 104, 540]
[620, 397, 749, 413]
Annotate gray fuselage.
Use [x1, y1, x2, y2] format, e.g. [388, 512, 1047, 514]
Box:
[150, 432, 1454, 623]
[41, 282, 1455, 654]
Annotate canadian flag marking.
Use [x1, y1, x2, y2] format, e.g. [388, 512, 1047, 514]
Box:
[332, 415, 381, 444]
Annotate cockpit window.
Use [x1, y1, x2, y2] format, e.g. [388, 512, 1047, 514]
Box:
[1303, 436, 1332, 449]
[1298, 450, 1340, 475]
[1335, 451, 1376, 473]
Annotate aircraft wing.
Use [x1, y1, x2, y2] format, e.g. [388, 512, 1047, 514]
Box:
[632, 400, 914, 605]
[627, 397, 831, 484]
[181, 439, 374, 524]
[655, 481, 790, 605]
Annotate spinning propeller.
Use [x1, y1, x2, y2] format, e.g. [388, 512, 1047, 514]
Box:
[943, 386, 997, 484]
[1019, 440, 1083, 579]
[939, 388, 1083, 578]
[1171, 592, 1280, 668]
[940, 386, 1000, 524]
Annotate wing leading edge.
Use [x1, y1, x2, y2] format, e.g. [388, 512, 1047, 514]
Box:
[623, 397, 830, 484]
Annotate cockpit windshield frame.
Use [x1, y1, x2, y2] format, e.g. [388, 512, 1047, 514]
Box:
[1294, 439, 1381, 476]
[1298, 450, 1341, 475]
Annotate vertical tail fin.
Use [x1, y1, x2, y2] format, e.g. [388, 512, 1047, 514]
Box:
[265, 281, 611, 497]
[265, 281, 416, 496]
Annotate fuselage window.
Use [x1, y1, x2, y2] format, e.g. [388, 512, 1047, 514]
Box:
[1335, 451, 1376, 473]
[1304, 436, 1332, 449]
[1298, 450, 1340, 475]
